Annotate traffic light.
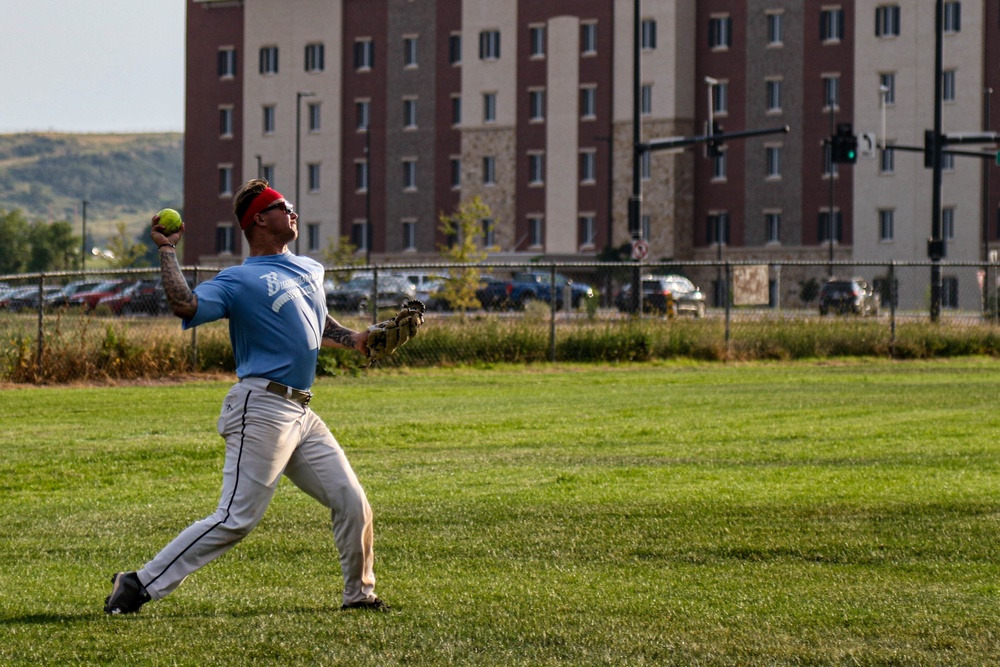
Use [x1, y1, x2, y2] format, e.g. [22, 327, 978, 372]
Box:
[831, 123, 857, 163]
[924, 129, 937, 169]
[707, 121, 725, 158]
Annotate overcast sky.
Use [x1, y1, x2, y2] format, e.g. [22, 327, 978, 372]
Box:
[4, 0, 186, 134]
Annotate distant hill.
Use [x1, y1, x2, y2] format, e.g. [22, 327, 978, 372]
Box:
[0, 132, 183, 244]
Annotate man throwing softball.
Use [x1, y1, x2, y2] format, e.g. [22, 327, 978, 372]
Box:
[104, 179, 389, 614]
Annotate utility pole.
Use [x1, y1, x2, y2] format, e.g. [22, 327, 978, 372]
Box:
[629, 0, 643, 314]
[929, 0, 944, 322]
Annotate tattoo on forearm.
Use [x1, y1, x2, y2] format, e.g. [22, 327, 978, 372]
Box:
[160, 250, 197, 317]
[323, 316, 357, 348]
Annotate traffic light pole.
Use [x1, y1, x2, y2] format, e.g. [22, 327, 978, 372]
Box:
[930, 0, 944, 322]
[828, 105, 835, 277]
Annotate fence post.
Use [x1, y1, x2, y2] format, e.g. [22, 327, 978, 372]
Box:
[724, 262, 732, 356]
[889, 261, 896, 357]
[549, 263, 557, 362]
[35, 273, 45, 370]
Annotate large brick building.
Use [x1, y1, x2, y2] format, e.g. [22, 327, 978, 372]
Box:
[184, 1, 1000, 307]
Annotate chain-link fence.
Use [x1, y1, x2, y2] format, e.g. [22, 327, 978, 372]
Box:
[3, 260, 1000, 382]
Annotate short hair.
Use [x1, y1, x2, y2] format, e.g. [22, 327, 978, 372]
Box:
[232, 178, 270, 225]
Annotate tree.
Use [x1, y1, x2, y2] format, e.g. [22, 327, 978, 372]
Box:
[323, 235, 365, 283]
[0, 208, 31, 274]
[437, 196, 497, 313]
[27, 220, 80, 272]
[105, 221, 150, 268]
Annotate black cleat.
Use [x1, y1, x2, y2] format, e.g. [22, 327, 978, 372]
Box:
[104, 572, 151, 615]
[340, 596, 390, 612]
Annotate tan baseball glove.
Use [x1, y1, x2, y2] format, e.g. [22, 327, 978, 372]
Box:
[364, 299, 426, 367]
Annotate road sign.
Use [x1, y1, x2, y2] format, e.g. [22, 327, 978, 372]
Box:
[859, 132, 877, 159]
[631, 239, 649, 260]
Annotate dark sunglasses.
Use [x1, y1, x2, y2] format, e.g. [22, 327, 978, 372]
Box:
[261, 201, 295, 215]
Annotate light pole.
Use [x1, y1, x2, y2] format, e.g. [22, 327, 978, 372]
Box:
[364, 121, 372, 266]
[81, 200, 89, 271]
[295, 91, 316, 255]
[827, 98, 836, 277]
[705, 76, 722, 304]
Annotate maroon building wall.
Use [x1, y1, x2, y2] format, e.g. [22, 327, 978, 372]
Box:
[183, 0, 244, 263]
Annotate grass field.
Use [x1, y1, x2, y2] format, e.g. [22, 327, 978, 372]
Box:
[2, 360, 999, 666]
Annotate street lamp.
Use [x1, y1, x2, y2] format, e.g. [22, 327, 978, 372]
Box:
[295, 91, 316, 255]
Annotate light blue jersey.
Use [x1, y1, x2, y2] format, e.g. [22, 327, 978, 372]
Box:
[184, 252, 327, 390]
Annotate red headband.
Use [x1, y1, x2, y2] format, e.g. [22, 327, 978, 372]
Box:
[239, 187, 284, 229]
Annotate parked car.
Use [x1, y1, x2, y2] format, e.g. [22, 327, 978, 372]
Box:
[97, 279, 165, 316]
[46, 279, 104, 309]
[326, 274, 416, 312]
[0, 286, 35, 309]
[615, 275, 707, 318]
[67, 279, 131, 310]
[475, 275, 515, 311]
[7, 285, 64, 312]
[405, 271, 450, 311]
[818, 277, 880, 316]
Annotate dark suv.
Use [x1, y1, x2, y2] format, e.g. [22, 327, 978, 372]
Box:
[818, 278, 880, 316]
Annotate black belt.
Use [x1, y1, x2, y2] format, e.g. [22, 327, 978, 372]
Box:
[265, 381, 312, 406]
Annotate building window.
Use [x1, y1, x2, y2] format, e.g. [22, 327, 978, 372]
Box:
[483, 92, 497, 123]
[218, 47, 237, 78]
[479, 30, 500, 60]
[581, 22, 597, 55]
[307, 223, 320, 252]
[263, 105, 275, 135]
[879, 209, 895, 241]
[767, 11, 783, 46]
[580, 214, 596, 248]
[766, 146, 781, 178]
[640, 84, 653, 115]
[942, 152, 956, 171]
[766, 212, 781, 244]
[450, 157, 461, 188]
[528, 152, 545, 186]
[818, 210, 843, 243]
[880, 145, 895, 173]
[823, 75, 840, 109]
[483, 156, 496, 185]
[766, 79, 782, 113]
[943, 69, 956, 102]
[943, 207, 955, 239]
[709, 15, 733, 49]
[529, 89, 545, 122]
[308, 102, 321, 132]
[352, 220, 368, 251]
[259, 46, 279, 74]
[942, 276, 959, 309]
[944, 2, 961, 33]
[481, 218, 495, 247]
[449, 33, 461, 64]
[641, 18, 657, 49]
[403, 36, 418, 67]
[530, 25, 546, 57]
[219, 166, 233, 196]
[875, 5, 901, 37]
[403, 98, 417, 129]
[707, 212, 730, 245]
[640, 151, 651, 181]
[641, 215, 651, 241]
[355, 160, 369, 192]
[354, 39, 374, 70]
[305, 43, 324, 72]
[402, 159, 417, 190]
[580, 150, 596, 184]
[219, 107, 233, 137]
[712, 151, 727, 180]
[216, 224, 234, 254]
[713, 82, 728, 114]
[402, 220, 417, 251]
[308, 163, 320, 192]
[581, 86, 596, 119]
[880, 73, 896, 104]
[356, 100, 370, 130]
[820, 7, 844, 41]
[262, 164, 275, 185]
[451, 95, 462, 125]
[529, 216, 544, 247]
[823, 143, 839, 177]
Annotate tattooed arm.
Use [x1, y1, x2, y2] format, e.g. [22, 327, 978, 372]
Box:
[159, 247, 198, 319]
[322, 315, 368, 353]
